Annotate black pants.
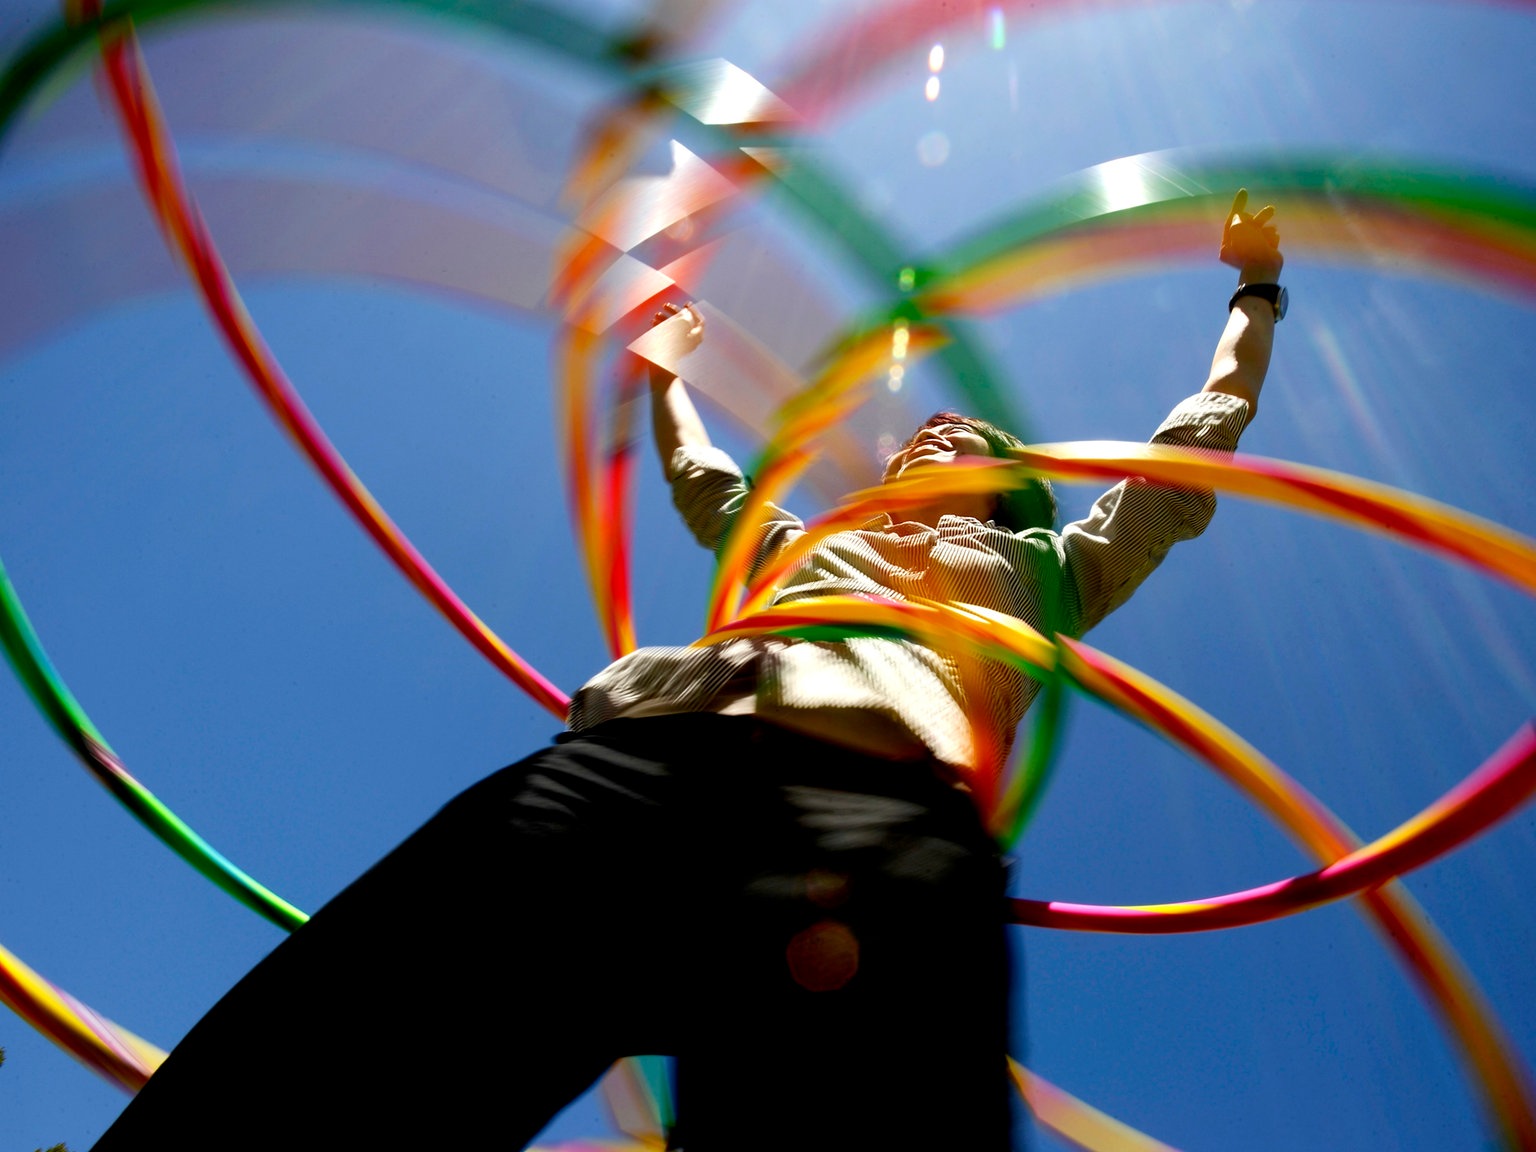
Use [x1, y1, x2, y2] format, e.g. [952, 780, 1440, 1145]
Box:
[94, 714, 1014, 1150]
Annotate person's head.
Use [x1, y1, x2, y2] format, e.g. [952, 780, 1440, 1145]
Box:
[882, 411, 1056, 531]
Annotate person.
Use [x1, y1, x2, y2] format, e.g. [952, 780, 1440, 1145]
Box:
[91, 191, 1283, 1151]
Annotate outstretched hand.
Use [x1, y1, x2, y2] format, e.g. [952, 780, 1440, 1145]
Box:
[647, 301, 705, 386]
[653, 300, 705, 341]
[1219, 189, 1283, 281]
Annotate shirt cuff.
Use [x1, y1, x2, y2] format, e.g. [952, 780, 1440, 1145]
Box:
[668, 444, 744, 484]
[1152, 392, 1253, 451]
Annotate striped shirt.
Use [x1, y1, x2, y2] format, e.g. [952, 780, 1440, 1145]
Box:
[568, 392, 1253, 772]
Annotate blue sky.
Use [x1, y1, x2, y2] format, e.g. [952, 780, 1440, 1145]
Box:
[2, 1, 1535, 1149]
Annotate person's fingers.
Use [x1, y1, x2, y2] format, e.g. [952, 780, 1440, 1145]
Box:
[1252, 204, 1275, 227]
[1228, 188, 1249, 221]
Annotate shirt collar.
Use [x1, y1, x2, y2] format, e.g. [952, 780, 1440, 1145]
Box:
[863, 513, 993, 536]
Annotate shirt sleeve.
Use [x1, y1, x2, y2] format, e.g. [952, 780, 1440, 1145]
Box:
[668, 444, 805, 577]
[1059, 391, 1252, 635]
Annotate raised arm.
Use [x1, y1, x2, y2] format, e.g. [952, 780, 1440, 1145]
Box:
[640, 302, 806, 565]
[1057, 192, 1284, 634]
[1202, 188, 1285, 416]
[648, 302, 712, 477]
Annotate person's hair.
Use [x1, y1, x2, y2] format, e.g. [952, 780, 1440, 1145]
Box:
[895, 411, 1057, 531]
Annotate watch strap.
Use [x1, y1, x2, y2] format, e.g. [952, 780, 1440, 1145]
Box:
[1229, 282, 1286, 321]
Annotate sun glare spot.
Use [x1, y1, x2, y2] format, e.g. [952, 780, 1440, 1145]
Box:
[917, 130, 949, 166]
[1089, 156, 1156, 214]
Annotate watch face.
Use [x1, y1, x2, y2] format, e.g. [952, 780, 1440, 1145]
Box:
[1275, 285, 1289, 321]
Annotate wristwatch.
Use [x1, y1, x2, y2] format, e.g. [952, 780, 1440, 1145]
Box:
[1229, 282, 1288, 321]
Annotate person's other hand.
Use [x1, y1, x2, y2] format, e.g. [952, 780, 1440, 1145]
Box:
[1219, 189, 1284, 282]
[653, 301, 705, 343]
[647, 301, 705, 386]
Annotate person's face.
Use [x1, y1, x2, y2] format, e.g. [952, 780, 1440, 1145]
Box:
[882, 420, 994, 483]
